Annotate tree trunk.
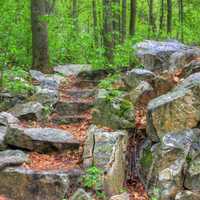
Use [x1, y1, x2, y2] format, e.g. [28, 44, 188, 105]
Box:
[92, 0, 98, 46]
[113, 0, 120, 44]
[159, 0, 164, 32]
[72, 0, 78, 31]
[31, 0, 50, 73]
[103, 0, 114, 63]
[167, 0, 172, 34]
[121, 0, 127, 42]
[178, 0, 184, 41]
[148, 0, 156, 35]
[130, 0, 136, 36]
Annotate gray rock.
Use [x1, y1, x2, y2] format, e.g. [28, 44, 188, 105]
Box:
[138, 129, 200, 200]
[30, 70, 46, 82]
[54, 64, 92, 76]
[9, 101, 45, 121]
[110, 193, 130, 200]
[0, 167, 82, 200]
[83, 125, 128, 196]
[175, 191, 200, 200]
[147, 73, 200, 141]
[0, 126, 8, 150]
[135, 40, 187, 71]
[92, 89, 134, 130]
[0, 150, 28, 170]
[5, 126, 80, 153]
[34, 87, 59, 105]
[70, 188, 92, 200]
[170, 48, 200, 71]
[123, 68, 156, 89]
[0, 112, 19, 126]
[184, 155, 200, 191]
[182, 60, 200, 78]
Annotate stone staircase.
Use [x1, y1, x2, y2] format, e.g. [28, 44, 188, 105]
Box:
[0, 65, 99, 200]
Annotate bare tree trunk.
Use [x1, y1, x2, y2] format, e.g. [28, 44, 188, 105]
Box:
[31, 0, 50, 73]
[121, 0, 127, 42]
[130, 0, 136, 36]
[148, 0, 156, 36]
[113, 0, 120, 44]
[103, 0, 114, 63]
[92, 0, 98, 46]
[167, 0, 172, 34]
[72, 0, 78, 31]
[178, 0, 184, 42]
[159, 0, 164, 32]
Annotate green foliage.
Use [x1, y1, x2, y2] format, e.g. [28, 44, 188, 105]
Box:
[2, 67, 35, 95]
[98, 74, 121, 90]
[140, 147, 153, 168]
[82, 166, 103, 190]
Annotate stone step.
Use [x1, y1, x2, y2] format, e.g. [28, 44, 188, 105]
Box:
[54, 100, 94, 116]
[51, 115, 86, 125]
[65, 88, 96, 99]
[0, 166, 83, 200]
[5, 126, 80, 153]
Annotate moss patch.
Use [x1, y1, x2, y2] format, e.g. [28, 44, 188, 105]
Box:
[140, 147, 153, 168]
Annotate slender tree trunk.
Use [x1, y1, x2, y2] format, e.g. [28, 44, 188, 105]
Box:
[103, 0, 114, 63]
[148, 0, 155, 35]
[31, 0, 50, 73]
[72, 0, 78, 31]
[167, 0, 172, 34]
[130, 0, 136, 36]
[92, 0, 98, 46]
[159, 0, 164, 32]
[178, 0, 184, 42]
[113, 0, 120, 44]
[121, 0, 126, 42]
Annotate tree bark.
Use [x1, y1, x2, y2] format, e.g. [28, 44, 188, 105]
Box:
[148, 0, 156, 35]
[167, 0, 172, 34]
[178, 0, 184, 41]
[130, 0, 136, 36]
[159, 0, 164, 31]
[92, 0, 98, 46]
[103, 0, 114, 63]
[31, 0, 50, 73]
[72, 0, 78, 31]
[121, 0, 127, 42]
[113, 0, 120, 44]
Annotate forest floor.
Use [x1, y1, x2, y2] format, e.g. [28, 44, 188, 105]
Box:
[0, 74, 149, 200]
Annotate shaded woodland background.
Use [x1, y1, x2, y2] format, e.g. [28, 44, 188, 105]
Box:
[0, 0, 199, 72]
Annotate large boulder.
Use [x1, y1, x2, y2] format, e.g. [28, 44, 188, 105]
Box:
[5, 126, 80, 153]
[9, 101, 45, 121]
[147, 73, 200, 141]
[175, 191, 200, 200]
[54, 64, 92, 76]
[0, 167, 82, 200]
[138, 129, 200, 200]
[135, 40, 187, 71]
[110, 193, 130, 200]
[69, 188, 92, 200]
[0, 150, 28, 170]
[83, 125, 128, 196]
[92, 89, 134, 130]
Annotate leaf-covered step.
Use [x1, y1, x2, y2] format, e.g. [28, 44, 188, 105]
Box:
[54, 100, 94, 115]
[64, 88, 96, 99]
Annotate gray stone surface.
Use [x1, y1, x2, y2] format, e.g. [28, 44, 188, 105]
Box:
[54, 64, 92, 76]
[0, 150, 28, 170]
[0, 126, 8, 150]
[9, 101, 45, 121]
[83, 125, 128, 196]
[5, 127, 80, 153]
[70, 188, 92, 200]
[0, 167, 82, 200]
[110, 193, 130, 200]
[92, 89, 134, 130]
[175, 191, 200, 200]
[135, 40, 187, 71]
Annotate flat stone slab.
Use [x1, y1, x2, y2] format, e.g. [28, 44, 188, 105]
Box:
[0, 126, 8, 150]
[0, 150, 28, 170]
[0, 167, 82, 200]
[54, 64, 92, 76]
[5, 127, 80, 153]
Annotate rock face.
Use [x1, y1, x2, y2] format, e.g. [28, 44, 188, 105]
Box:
[69, 188, 92, 200]
[0, 167, 81, 200]
[147, 73, 200, 142]
[0, 150, 28, 170]
[135, 40, 187, 71]
[9, 101, 45, 121]
[54, 64, 92, 76]
[92, 89, 134, 130]
[83, 125, 128, 196]
[110, 193, 130, 200]
[175, 191, 200, 200]
[5, 127, 80, 153]
[138, 129, 200, 200]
